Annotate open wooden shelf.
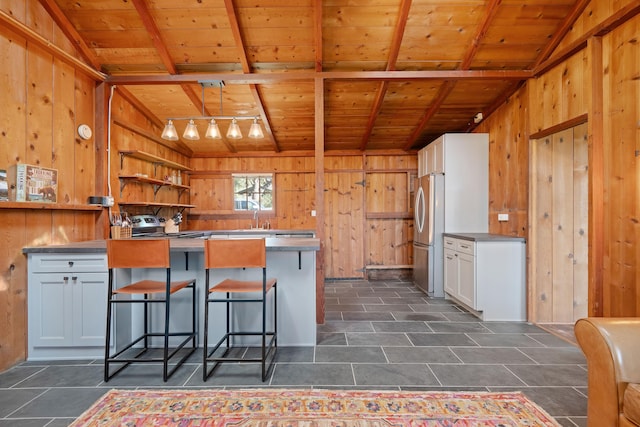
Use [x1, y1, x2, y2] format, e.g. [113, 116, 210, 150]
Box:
[118, 150, 192, 171]
[118, 201, 196, 215]
[0, 202, 103, 211]
[118, 175, 190, 197]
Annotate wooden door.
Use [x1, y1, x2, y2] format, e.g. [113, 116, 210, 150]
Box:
[324, 171, 365, 278]
[529, 123, 588, 323]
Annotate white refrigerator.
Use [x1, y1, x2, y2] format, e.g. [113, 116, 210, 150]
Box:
[413, 132, 489, 297]
[413, 174, 444, 296]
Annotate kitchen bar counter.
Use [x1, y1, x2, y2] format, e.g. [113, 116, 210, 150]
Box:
[23, 236, 320, 254]
[25, 235, 319, 360]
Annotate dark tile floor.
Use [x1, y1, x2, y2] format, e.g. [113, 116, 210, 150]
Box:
[0, 279, 587, 426]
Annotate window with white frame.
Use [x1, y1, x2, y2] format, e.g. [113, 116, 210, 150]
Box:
[232, 174, 273, 211]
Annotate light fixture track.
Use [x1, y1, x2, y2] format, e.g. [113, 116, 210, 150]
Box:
[160, 80, 264, 141]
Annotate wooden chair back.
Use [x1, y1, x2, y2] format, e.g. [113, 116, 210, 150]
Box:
[204, 238, 267, 269]
[107, 239, 171, 269]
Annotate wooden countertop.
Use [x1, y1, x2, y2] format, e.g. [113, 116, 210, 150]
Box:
[23, 237, 320, 254]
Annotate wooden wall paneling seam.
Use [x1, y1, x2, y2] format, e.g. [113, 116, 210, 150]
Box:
[573, 123, 589, 320]
[94, 82, 111, 239]
[315, 76, 325, 324]
[588, 36, 604, 316]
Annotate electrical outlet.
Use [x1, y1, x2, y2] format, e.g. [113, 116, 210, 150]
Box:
[102, 196, 115, 207]
[311, 210, 316, 217]
[498, 213, 509, 222]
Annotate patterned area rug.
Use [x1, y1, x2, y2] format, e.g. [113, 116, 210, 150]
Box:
[70, 388, 561, 426]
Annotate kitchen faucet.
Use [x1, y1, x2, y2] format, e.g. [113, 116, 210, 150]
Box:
[253, 210, 259, 229]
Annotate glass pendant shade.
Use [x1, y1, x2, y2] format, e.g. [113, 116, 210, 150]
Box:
[205, 119, 222, 139]
[226, 118, 242, 139]
[248, 118, 264, 139]
[161, 120, 179, 141]
[183, 119, 200, 140]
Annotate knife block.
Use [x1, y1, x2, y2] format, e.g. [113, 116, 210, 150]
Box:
[164, 219, 179, 234]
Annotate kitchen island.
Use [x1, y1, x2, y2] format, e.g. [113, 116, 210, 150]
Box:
[23, 234, 320, 360]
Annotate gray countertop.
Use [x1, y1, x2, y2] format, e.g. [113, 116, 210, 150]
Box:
[443, 232, 526, 243]
[23, 236, 320, 254]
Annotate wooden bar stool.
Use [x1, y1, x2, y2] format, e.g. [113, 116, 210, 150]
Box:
[105, 239, 196, 382]
[203, 238, 277, 382]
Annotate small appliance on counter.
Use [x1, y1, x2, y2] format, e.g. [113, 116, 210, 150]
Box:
[130, 214, 164, 236]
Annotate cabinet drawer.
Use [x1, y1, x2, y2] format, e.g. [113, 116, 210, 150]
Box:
[29, 254, 107, 273]
[455, 240, 475, 255]
[443, 237, 457, 249]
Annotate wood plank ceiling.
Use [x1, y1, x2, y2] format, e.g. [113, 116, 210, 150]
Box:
[40, 0, 585, 156]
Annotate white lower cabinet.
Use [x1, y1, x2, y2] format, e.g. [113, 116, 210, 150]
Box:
[28, 253, 110, 360]
[443, 235, 526, 321]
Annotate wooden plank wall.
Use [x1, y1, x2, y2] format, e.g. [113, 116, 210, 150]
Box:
[601, 14, 640, 316]
[110, 95, 191, 224]
[188, 156, 316, 231]
[189, 153, 416, 279]
[0, 2, 97, 370]
[476, 87, 529, 238]
[477, 4, 640, 319]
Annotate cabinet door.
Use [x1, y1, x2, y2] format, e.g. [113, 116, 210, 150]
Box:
[72, 273, 109, 346]
[443, 248, 458, 296]
[30, 272, 108, 348]
[30, 274, 74, 347]
[423, 145, 431, 174]
[433, 139, 444, 173]
[457, 252, 476, 308]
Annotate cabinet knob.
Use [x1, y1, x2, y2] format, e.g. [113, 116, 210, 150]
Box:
[68, 261, 74, 267]
[63, 276, 69, 282]
[72, 276, 78, 281]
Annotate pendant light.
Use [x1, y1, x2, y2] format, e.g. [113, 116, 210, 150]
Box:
[183, 119, 200, 140]
[248, 117, 264, 138]
[226, 118, 242, 139]
[159, 80, 265, 141]
[205, 118, 221, 139]
[161, 120, 179, 141]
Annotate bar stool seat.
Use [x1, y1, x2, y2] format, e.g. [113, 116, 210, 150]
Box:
[105, 239, 197, 382]
[203, 238, 277, 382]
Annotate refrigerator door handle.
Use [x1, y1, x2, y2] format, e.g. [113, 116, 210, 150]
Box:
[428, 175, 435, 244]
[415, 185, 425, 233]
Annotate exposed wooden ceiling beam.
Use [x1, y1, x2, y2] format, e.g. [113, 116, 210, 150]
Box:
[314, 0, 323, 72]
[249, 85, 279, 152]
[405, 0, 502, 149]
[534, 0, 640, 76]
[460, 0, 502, 70]
[404, 81, 455, 151]
[224, 0, 251, 74]
[360, 0, 412, 151]
[131, 0, 176, 74]
[106, 69, 532, 85]
[533, 0, 591, 68]
[37, 0, 101, 70]
[223, 0, 277, 150]
[0, 10, 105, 80]
[131, 0, 237, 153]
